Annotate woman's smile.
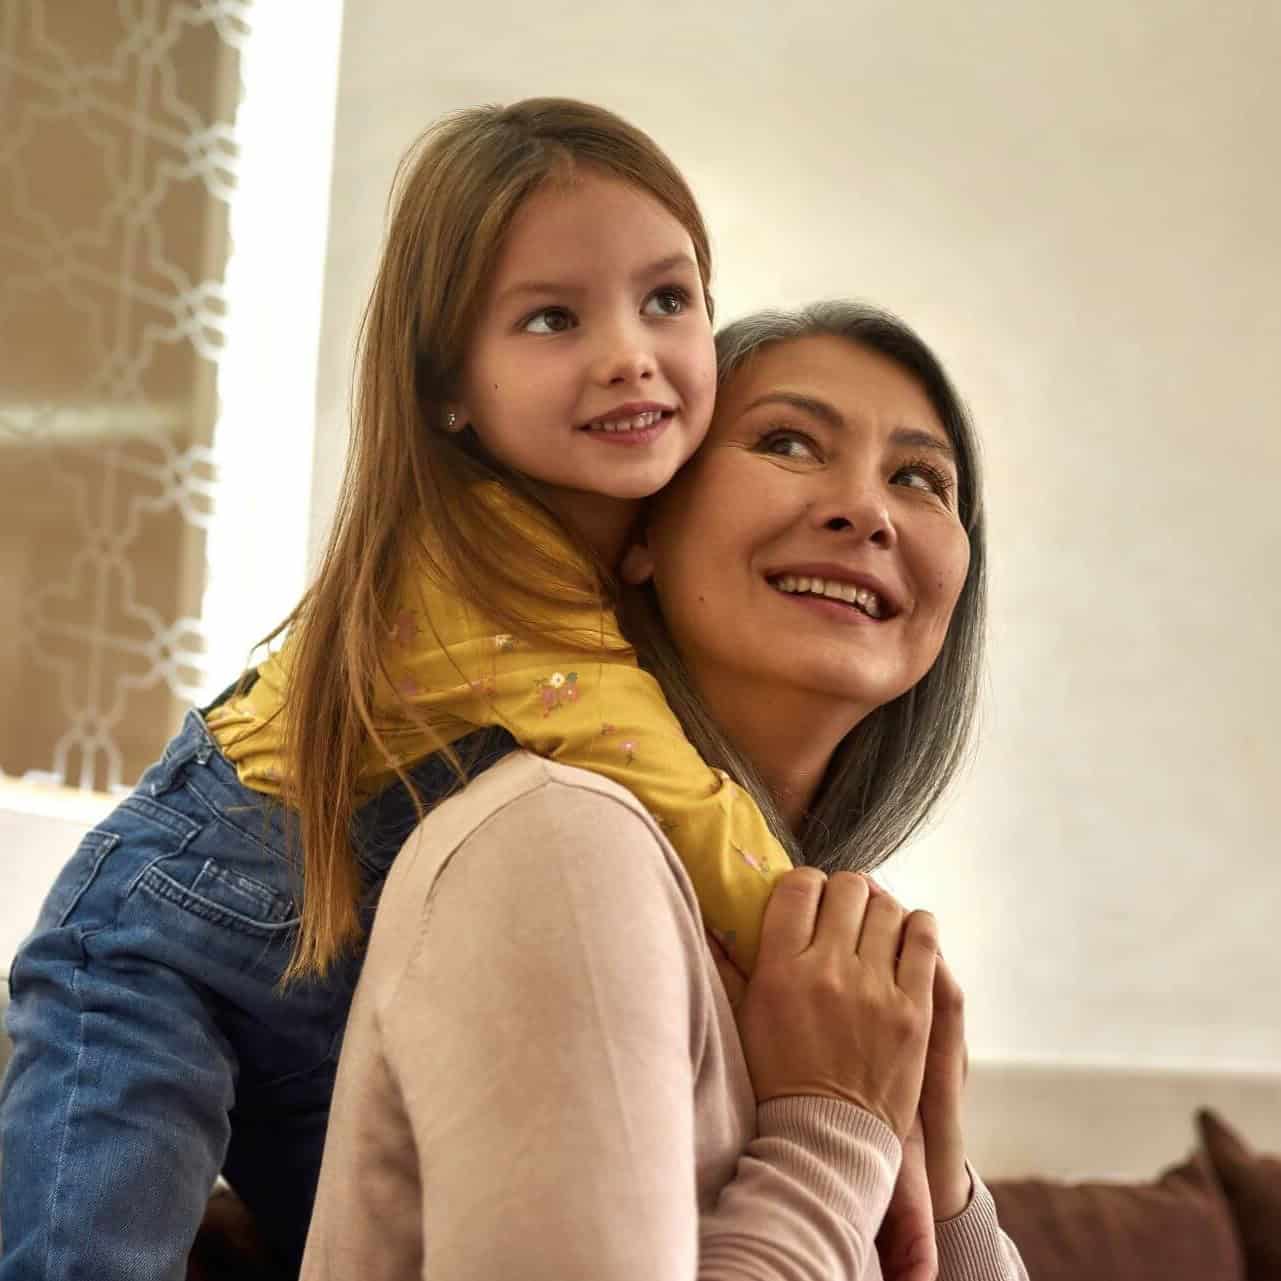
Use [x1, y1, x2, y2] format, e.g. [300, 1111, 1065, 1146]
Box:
[769, 580, 888, 625]
[764, 566, 901, 620]
[634, 333, 969, 733]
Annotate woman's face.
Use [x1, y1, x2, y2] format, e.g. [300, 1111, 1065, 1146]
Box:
[628, 334, 971, 731]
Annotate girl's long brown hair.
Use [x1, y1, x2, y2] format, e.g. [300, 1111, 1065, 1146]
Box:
[271, 99, 713, 980]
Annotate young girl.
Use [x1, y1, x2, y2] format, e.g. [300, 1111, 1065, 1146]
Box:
[1, 98, 796, 1280]
[204, 97, 799, 983]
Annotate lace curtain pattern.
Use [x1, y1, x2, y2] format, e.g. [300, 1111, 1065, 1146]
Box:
[1, 2, 251, 792]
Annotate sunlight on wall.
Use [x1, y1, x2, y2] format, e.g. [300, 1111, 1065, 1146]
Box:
[201, 1, 345, 693]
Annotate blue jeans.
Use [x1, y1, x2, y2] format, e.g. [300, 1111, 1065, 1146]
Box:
[0, 707, 514, 1280]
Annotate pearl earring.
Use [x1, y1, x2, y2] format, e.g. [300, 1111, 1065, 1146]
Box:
[445, 411, 457, 431]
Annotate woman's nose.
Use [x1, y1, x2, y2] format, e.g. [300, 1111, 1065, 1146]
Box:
[813, 478, 897, 548]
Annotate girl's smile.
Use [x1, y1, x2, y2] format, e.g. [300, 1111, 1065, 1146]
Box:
[579, 400, 674, 445]
[454, 171, 717, 556]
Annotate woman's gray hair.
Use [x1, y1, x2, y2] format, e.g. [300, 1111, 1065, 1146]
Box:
[621, 300, 987, 874]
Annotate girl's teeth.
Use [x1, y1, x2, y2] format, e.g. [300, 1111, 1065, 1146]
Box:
[588, 410, 663, 432]
[773, 574, 885, 619]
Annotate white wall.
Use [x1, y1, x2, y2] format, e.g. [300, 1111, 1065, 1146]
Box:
[1, 790, 113, 972]
[309, 1, 1281, 1071]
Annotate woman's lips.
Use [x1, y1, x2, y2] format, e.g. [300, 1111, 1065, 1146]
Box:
[771, 583, 884, 625]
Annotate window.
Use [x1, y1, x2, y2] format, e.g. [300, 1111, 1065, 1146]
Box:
[1, 1, 341, 795]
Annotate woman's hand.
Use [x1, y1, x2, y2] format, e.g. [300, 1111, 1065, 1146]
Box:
[712, 934, 939, 1281]
[712, 871, 941, 1281]
[711, 868, 938, 1140]
[920, 952, 973, 1219]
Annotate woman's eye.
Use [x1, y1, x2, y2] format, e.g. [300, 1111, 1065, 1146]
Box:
[642, 286, 690, 317]
[523, 307, 576, 335]
[894, 459, 956, 502]
[758, 429, 820, 462]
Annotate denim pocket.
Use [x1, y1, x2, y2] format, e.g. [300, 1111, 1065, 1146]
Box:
[138, 856, 299, 936]
[40, 828, 121, 930]
[191, 858, 297, 926]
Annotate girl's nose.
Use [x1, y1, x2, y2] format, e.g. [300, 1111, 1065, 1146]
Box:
[595, 325, 656, 386]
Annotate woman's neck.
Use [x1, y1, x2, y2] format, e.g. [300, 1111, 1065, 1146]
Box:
[697, 673, 860, 832]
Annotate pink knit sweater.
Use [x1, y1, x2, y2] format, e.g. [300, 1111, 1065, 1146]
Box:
[301, 754, 1027, 1280]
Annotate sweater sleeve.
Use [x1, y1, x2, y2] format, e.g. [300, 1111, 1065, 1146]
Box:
[935, 1168, 1029, 1281]
[377, 775, 899, 1280]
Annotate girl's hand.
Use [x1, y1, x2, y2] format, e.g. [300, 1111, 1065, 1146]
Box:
[710, 868, 938, 1141]
[919, 952, 973, 1220]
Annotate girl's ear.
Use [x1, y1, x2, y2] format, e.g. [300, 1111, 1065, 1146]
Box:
[619, 538, 655, 586]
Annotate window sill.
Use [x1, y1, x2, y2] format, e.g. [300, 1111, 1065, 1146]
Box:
[0, 777, 116, 825]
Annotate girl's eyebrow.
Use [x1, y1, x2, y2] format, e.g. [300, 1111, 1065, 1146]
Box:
[739, 391, 956, 462]
[634, 251, 698, 281]
[497, 252, 698, 305]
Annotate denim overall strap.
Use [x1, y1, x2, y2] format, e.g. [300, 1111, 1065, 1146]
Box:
[350, 726, 519, 881]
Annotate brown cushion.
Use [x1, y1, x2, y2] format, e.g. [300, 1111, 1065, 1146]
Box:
[989, 1151, 1244, 1281]
[1196, 1107, 1281, 1281]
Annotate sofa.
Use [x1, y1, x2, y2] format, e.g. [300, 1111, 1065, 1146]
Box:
[180, 1105, 1281, 1278]
[2, 990, 1278, 1279]
[186, 1104, 1281, 1280]
[989, 1109, 1280, 1280]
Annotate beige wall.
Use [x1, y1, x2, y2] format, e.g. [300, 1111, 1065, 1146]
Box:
[310, 1, 1281, 1069]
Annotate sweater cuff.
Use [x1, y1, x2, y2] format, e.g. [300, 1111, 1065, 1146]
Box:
[756, 1096, 901, 1224]
[935, 1166, 1012, 1278]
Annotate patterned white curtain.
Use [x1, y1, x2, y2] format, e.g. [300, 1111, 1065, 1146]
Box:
[1, 2, 251, 792]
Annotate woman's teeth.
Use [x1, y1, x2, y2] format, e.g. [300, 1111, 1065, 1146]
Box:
[584, 410, 665, 432]
[773, 574, 886, 619]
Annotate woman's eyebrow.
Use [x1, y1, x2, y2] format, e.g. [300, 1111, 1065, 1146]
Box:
[740, 391, 844, 428]
[892, 427, 956, 463]
[739, 391, 956, 461]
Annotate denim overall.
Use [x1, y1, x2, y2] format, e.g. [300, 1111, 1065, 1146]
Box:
[0, 689, 513, 1280]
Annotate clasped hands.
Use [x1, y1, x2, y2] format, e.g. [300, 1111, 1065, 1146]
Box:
[709, 869, 971, 1281]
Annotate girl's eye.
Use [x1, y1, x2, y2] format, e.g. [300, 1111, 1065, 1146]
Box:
[642, 285, 690, 317]
[757, 428, 820, 462]
[523, 307, 576, 335]
[893, 458, 956, 503]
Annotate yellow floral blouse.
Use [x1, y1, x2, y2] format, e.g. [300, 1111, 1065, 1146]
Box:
[206, 489, 794, 973]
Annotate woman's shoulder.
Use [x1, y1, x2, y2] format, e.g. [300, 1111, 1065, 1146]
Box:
[357, 753, 713, 1025]
[378, 752, 702, 940]
[435, 750, 673, 853]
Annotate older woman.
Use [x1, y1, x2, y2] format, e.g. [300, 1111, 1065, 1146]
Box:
[299, 303, 1024, 1280]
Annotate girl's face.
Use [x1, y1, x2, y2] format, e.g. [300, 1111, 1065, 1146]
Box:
[627, 335, 971, 733]
[455, 171, 716, 548]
